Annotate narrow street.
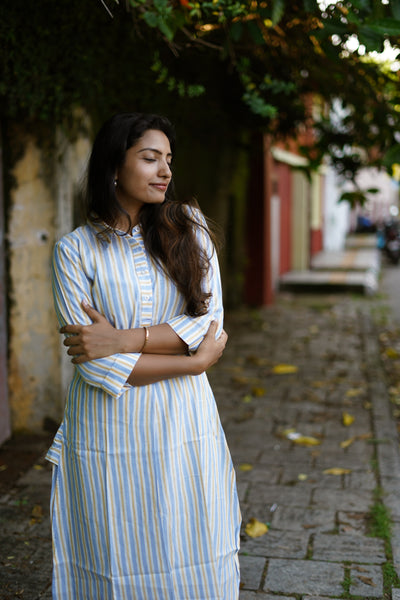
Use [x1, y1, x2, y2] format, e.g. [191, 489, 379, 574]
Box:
[1, 262, 400, 599]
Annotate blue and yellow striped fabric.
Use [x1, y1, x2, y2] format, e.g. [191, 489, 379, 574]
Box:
[46, 210, 241, 599]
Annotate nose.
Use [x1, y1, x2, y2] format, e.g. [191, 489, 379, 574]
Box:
[159, 160, 172, 179]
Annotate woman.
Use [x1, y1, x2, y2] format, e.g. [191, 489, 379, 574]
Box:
[46, 113, 241, 599]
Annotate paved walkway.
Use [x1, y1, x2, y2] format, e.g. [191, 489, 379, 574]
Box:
[1, 285, 400, 598]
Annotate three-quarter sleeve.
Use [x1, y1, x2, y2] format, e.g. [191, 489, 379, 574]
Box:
[52, 238, 140, 398]
[167, 209, 224, 351]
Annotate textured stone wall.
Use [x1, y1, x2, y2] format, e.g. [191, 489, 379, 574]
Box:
[7, 127, 91, 432]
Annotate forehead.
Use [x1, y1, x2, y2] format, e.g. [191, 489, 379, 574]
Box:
[133, 129, 172, 154]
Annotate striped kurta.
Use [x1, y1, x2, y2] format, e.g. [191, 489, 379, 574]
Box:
[46, 210, 241, 599]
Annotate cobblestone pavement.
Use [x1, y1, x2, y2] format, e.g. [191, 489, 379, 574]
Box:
[2, 290, 400, 599]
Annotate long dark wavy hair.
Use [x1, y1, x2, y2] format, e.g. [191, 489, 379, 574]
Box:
[85, 113, 214, 317]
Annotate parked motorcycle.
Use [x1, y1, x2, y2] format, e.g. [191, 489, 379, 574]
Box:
[380, 220, 400, 264]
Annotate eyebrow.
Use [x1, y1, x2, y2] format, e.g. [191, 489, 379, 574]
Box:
[138, 147, 172, 158]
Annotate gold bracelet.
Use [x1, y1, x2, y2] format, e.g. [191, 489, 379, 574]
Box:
[141, 326, 149, 352]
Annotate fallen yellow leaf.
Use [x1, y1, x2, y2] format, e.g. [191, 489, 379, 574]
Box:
[358, 433, 373, 440]
[340, 437, 356, 449]
[341, 432, 372, 449]
[357, 576, 376, 587]
[385, 347, 399, 359]
[242, 394, 252, 404]
[342, 412, 355, 426]
[32, 504, 43, 517]
[272, 364, 299, 375]
[239, 463, 253, 472]
[246, 355, 270, 366]
[30, 504, 43, 525]
[282, 427, 295, 434]
[346, 388, 364, 398]
[311, 381, 326, 388]
[251, 386, 266, 397]
[323, 467, 352, 475]
[245, 518, 269, 538]
[232, 375, 251, 385]
[292, 435, 321, 447]
[285, 431, 321, 446]
[298, 473, 308, 481]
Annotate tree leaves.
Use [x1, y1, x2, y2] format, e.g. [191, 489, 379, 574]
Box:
[391, 0, 400, 20]
[365, 18, 400, 37]
[3, 0, 400, 183]
[339, 188, 380, 208]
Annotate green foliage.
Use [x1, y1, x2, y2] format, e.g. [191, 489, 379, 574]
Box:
[369, 498, 392, 544]
[341, 568, 354, 595]
[339, 188, 379, 208]
[367, 492, 400, 593]
[383, 144, 400, 172]
[383, 562, 400, 591]
[116, 0, 400, 179]
[151, 53, 205, 97]
[1, 0, 400, 182]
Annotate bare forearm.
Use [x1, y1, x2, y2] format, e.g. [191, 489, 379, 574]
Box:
[127, 353, 201, 386]
[119, 323, 187, 355]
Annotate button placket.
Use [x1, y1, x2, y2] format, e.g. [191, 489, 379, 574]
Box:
[129, 232, 153, 327]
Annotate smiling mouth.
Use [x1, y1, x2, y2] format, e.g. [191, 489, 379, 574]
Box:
[151, 184, 168, 191]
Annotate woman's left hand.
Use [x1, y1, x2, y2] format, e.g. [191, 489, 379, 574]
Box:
[61, 301, 120, 363]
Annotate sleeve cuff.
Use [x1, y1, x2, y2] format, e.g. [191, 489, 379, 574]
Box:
[78, 353, 141, 398]
[167, 314, 214, 352]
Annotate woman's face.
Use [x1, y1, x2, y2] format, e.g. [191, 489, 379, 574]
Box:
[115, 128, 172, 225]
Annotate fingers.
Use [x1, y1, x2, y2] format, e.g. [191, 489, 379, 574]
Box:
[59, 301, 103, 335]
[219, 328, 228, 342]
[66, 346, 82, 356]
[62, 333, 81, 345]
[71, 355, 86, 365]
[81, 299, 103, 322]
[204, 322, 228, 349]
[205, 320, 218, 336]
[60, 324, 82, 335]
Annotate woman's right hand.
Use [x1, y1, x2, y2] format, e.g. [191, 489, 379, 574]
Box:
[61, 301, 122, 363]
[192, 321, 228, 374]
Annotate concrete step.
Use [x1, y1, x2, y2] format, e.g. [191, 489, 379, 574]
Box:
[345, 233, 378, 249]
[311, 249, 380, 273]
[279, 243, 380, 295]
[279, 268, 378, 295]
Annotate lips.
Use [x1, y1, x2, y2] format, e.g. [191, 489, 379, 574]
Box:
[151, 183, 168, 191]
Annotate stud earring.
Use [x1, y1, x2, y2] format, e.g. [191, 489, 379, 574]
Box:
[114, 179, 118, 187]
